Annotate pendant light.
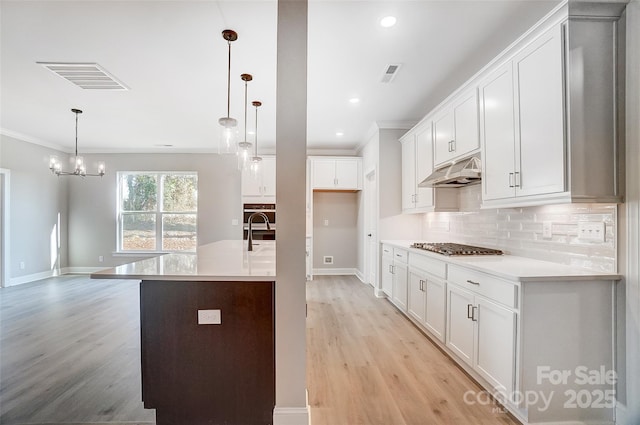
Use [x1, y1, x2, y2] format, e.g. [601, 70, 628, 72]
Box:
[250, 100, 262, 177]
[49, 108, 105, 177]
[237, 73, 253, 170]
[218, 29, 238, 154]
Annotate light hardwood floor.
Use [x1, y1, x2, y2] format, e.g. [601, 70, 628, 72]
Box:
[1, 274, 519, 425]
[307, 275, 519, 425]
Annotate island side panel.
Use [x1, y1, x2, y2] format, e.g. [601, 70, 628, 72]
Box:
[140, 280, 275, 425]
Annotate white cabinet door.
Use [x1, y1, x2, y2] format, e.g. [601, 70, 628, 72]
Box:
[392, 262, 408, 312]
[407, 270, 426, 323]
[335, 159, 360, 189]
[312, 159, 336, 189]
[453, 89, 480, 157]
[475, 296, 516, 394]
[434, 109, 454, 166]
[241, 168, 263, 198]
[414, 124, 434, 209]
[401, 138, 416, 211]
[425, 277, 446, 343]
[480, 64, 517, 201]
[446, 284, 475, 366]
[261, 157, 276, 197]
[381, 256, 393, 297]
[514, 24, 565, 198]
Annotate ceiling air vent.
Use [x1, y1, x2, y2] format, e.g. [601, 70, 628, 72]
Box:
[37, 62, 129, 90]
[381, 63, 401, 83]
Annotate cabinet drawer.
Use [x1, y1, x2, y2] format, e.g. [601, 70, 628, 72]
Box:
[409, 253, 446, 279]
[448, 265, 517, 308]
[393, 248, 408, 263]
[382, 244, 393, 257]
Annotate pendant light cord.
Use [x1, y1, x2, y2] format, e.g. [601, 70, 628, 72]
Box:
[254, 105, 258, 156]
[226, 40, 232, 119]
[244, 80, 248, 143]
[74, 111, 79, 158]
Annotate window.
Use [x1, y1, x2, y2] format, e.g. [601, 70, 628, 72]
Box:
[117, 172, 198, 252]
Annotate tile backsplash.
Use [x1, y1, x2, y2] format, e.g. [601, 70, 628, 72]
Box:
[422, 185, 617, 273]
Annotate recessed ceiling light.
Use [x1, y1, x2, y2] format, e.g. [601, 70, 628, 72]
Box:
[380, 16, 397, 28]
[336, 132, 344, 137]
[349, 97, 360, 104]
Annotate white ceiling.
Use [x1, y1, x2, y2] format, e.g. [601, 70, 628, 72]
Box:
[0, 0, 560, 154]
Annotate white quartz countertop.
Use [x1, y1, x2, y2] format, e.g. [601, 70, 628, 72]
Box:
[381, 240, 621, 282]
[92, 240, 275, 282]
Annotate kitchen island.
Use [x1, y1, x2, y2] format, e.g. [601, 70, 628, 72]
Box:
[92, 240, 275, 425]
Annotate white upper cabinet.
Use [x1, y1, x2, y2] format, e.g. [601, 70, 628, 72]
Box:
[434, 88, 480, 167]
[513, 24, 565, 198]
[310, 157, 362, 191]
[400, 123, 457, 213]
[242, 156, 276, 202]
[480, 64, 517, 202]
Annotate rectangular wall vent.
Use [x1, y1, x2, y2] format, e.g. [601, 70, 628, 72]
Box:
[381, 63, 402, 83]
[37, 62, 129, 90]
[323, 256, 334, 265]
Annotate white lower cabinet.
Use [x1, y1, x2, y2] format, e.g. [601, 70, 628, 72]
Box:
[407, 270, 426, 323]
[391, 261, 408, 312]
[407, 253, 447, 343]
[382, 244, 409, 311]
[446, 284, 476, 366]
[424, 278, 446, 342]
[381, 251, 393, 297]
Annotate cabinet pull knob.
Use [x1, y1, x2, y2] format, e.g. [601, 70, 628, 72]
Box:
[467, 303, 473, 319]
[472, 306, 478, 322]
[466, 279, 480, 285]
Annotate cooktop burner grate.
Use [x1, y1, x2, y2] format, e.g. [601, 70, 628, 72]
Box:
[410, 242, 503, 256]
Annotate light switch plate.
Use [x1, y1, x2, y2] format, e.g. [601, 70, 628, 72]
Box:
[542, 221, 553, 239]
[198, 309, 221, 325]
[577, 222, 606, 243]
[232, 219, 239, 226]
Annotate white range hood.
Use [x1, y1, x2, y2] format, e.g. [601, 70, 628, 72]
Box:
[418, 156, 481, 188]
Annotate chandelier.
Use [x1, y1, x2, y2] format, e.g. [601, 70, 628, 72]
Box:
[49, 108, 105, 177]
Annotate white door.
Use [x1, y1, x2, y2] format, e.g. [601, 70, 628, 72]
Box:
[415, 124, 434, 209]
[433, 109, 454, 166]
[311, 159, 336, 189]
[480, 64, 517, 201]
[425, 277, 446, 342]
[261, 157, 276, 197]
[392, 262, 408, 312]
[364, 170, 378, 288]
[446, 284, 475, 366]
[335, 159, 359, 189]
[475, 296, 516, 394]
[401, 138, 416, 211]
[381, 256, 393, 297]
[407, 270, 426, 323]
[452, 89, 480, 157]
[514, 24, 565, 198]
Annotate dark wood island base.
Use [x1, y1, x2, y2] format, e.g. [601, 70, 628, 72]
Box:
[140, 280, 275, 425]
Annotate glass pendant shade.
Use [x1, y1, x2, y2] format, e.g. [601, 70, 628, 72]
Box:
[250, 100, 263, 178]
[218, 30, 239, 154]
[237, 73, 253, 170]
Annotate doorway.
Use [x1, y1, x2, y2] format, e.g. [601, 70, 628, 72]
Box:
[364, 168, 378, 291]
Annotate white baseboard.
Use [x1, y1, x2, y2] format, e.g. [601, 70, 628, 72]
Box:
[5, 267, 107, 286]
[354, 269, 365, 283]
[374, 288, 387, 298]
[312, 267, 358, 276]
[273, 406, 310, 425]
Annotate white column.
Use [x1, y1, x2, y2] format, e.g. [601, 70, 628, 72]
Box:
[274, 0, 309, 424]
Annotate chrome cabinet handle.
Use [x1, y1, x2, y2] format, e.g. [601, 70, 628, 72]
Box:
[467, 303, 473, 319]
[471, 306, 478, 322]
[466, 279, 480, 285]
[514, 171, 521, 188]
[509, 173, 514, 188]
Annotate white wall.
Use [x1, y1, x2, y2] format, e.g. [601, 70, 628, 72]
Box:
[0, 135, 69, 284]
[67, 153, 241, 268]
[312, 191, 358, 270]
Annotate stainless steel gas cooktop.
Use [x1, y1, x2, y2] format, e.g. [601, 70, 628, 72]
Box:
[410, 242, 503, 256]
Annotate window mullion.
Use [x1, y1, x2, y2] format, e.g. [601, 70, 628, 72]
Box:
[157, 173, 163, 251]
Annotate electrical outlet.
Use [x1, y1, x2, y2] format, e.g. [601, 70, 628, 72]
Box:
[323, 256, 334, 265]
[19, 261, 25, 270]
[98, 256, 104, 262]
[198, 309, 221, 325]
[542, 221, 553, 239]
[323, 219, 329, 226]
[232, 219, 239, 226]
[578, 222, 606, 243]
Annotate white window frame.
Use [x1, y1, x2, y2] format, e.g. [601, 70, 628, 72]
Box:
[116, 171, 198, 253]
